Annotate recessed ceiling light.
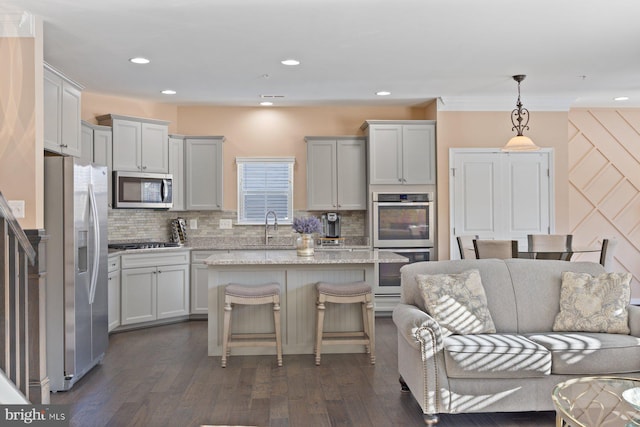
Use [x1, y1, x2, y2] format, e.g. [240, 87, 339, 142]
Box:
[260, 101, 273, 106]
[376, 91, 391, 96]
[614, 96, 629, 101]
[161, 89, 176, 95]
[129, 57, 150, 64]
[281, 59, 300, 66]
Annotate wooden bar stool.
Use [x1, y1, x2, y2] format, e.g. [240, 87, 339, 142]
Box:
[221, 283, 282, 368]
[314, 281, 375, 366]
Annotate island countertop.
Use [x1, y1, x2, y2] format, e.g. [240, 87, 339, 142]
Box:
[204, 249, 408, 265]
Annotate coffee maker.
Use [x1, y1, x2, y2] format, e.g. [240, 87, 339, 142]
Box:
[321, 212, 341, 238]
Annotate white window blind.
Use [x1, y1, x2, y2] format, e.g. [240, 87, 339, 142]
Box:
[237, 157, 294, 224]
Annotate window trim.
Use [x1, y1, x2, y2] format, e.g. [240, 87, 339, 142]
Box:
[236, 157, 295, 225]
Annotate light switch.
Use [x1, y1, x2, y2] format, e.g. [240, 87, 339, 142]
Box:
[189, 218, 198, 229]
[8, 200, 25, 218]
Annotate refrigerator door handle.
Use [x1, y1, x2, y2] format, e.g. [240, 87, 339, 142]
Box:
[88, 183, 100, 305]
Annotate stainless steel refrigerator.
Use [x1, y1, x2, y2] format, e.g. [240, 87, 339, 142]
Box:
[44, 156, 109, 391]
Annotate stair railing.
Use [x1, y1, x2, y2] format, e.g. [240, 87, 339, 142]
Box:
[0, 192, 36, 401]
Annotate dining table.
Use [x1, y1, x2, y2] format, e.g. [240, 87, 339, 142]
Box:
[518, 245, 601, 261]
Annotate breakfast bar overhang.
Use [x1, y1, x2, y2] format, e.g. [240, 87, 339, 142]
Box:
[205, 250, 408, 356]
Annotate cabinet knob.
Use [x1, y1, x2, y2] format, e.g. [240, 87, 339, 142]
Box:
[61, 144, 68, 148]
[142, 165, 147, 170]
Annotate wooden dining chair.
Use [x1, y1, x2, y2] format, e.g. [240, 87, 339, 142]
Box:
[473, 239, 519, 260]
[527, 234, 573, 261]
[599, 239, 618, 270]
[456, 235, 479, 259]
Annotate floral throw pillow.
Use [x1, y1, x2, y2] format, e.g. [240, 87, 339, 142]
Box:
[416, 269, 496, 337]
[553, 271, 632, 334]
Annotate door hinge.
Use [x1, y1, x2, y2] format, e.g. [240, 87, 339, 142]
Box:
[453, 227, 456, 235]
[547, 169, 550, 177]
[451, 168, 456, 177]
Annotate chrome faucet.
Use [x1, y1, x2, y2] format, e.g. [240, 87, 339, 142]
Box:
[265, 210, 278, 245]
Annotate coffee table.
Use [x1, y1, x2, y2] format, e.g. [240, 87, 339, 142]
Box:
[552, 376, 640, 426]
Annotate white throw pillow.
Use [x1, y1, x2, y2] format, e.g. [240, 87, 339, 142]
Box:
[553, 271, 632, 334]
[416, 269, 496, 337]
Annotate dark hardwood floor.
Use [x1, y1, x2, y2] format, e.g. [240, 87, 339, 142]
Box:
[51, 318, 556, 427]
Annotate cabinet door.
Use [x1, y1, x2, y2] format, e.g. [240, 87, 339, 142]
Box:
[112, 119, 142, 171]
[43, 69, 61, 153]
[450, 150, 552, 258]
[120, 267, 156, 325]
[93, 129, 113, 167]
[141, 122, 169, 173]
[369, 125, 403, 184]
[156, 264, 189, 319]
[169, 136, 185, 211]
[307, 139, 337, 210]
[336, 138, 366, 209]
[80, 123, 93, 164]
[186, 138, 223, 210]
[60, 81, 82, 157]
[402, 124, 435, 184]
[190, 263, 209, 315]
[108, 269, 120, 332]
[452, 152, 502, 241]
[93, 129, 113, 208]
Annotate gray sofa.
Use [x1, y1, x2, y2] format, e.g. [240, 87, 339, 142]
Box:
[392, 258, 640, 425]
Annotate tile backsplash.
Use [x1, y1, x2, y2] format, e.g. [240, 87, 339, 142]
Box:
[108, 209, 367, 244]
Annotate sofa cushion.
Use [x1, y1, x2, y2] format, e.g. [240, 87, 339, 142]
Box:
[527, 332, 640, 375]
[443, 334, 551, 378]
[502, 259, 605, 334]
[553, 271, 632, 334]
[416, 269, 496, 337]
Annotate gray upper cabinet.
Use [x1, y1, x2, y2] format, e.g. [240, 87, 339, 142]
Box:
[96, 114, 169, 173]
[81, 121, 113, 207]
[44, 64, 82, 157]
[168, 135, 186, 211]
[362, 120, 436, 185]
[185, 137, 224, 210]
[305, 137, 367, 210]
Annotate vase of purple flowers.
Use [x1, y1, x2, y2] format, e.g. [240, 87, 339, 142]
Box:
[292, 216, 322, 256]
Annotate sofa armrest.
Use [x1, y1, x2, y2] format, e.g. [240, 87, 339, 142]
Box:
[629, 304, 640, 336]
[392, 303, 444, 357]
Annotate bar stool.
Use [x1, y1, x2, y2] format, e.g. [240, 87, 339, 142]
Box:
[221, 283, 282, 368]
[314, 281, 375, 366]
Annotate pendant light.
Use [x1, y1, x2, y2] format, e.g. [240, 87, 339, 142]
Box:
[502, 75, 540, 151]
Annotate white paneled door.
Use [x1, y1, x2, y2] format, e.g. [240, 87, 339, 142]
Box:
[449, 148, 554, 259]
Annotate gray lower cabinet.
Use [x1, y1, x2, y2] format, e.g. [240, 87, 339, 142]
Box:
[44, 64, 82, 157]
[361, 120, 436, 185]
[185, 137, 224, 210]
[107, 254, 120, 332]
[305, 137, 367, 210]
[190, 250, 214, 315]
[120, 251, 190, 326]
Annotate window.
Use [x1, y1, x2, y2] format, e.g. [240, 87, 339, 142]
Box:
[237, 157, 294, 224]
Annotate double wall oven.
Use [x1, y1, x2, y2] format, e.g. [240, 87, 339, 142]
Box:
[372, 192, 435, 300]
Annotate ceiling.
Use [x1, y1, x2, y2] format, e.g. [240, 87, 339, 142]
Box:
[4, 0, 640, 109]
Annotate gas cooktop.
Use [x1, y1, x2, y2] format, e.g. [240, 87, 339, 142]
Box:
[108, 241, 182, 250]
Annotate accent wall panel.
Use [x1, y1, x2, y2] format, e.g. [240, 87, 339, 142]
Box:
[568, 108, 640, 300]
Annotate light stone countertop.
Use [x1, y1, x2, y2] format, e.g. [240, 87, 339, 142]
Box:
[204, 249, 408, 265]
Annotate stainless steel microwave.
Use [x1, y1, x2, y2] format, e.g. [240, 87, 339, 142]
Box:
[113, 171, 173, 209]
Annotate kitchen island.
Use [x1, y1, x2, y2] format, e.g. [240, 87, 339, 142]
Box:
[205, 249, 407, 356]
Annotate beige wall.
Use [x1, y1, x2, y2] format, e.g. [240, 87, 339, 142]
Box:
[0, 21, 44, 229]
[435, 110, 570, 258]
[176, 105, 430, 210]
